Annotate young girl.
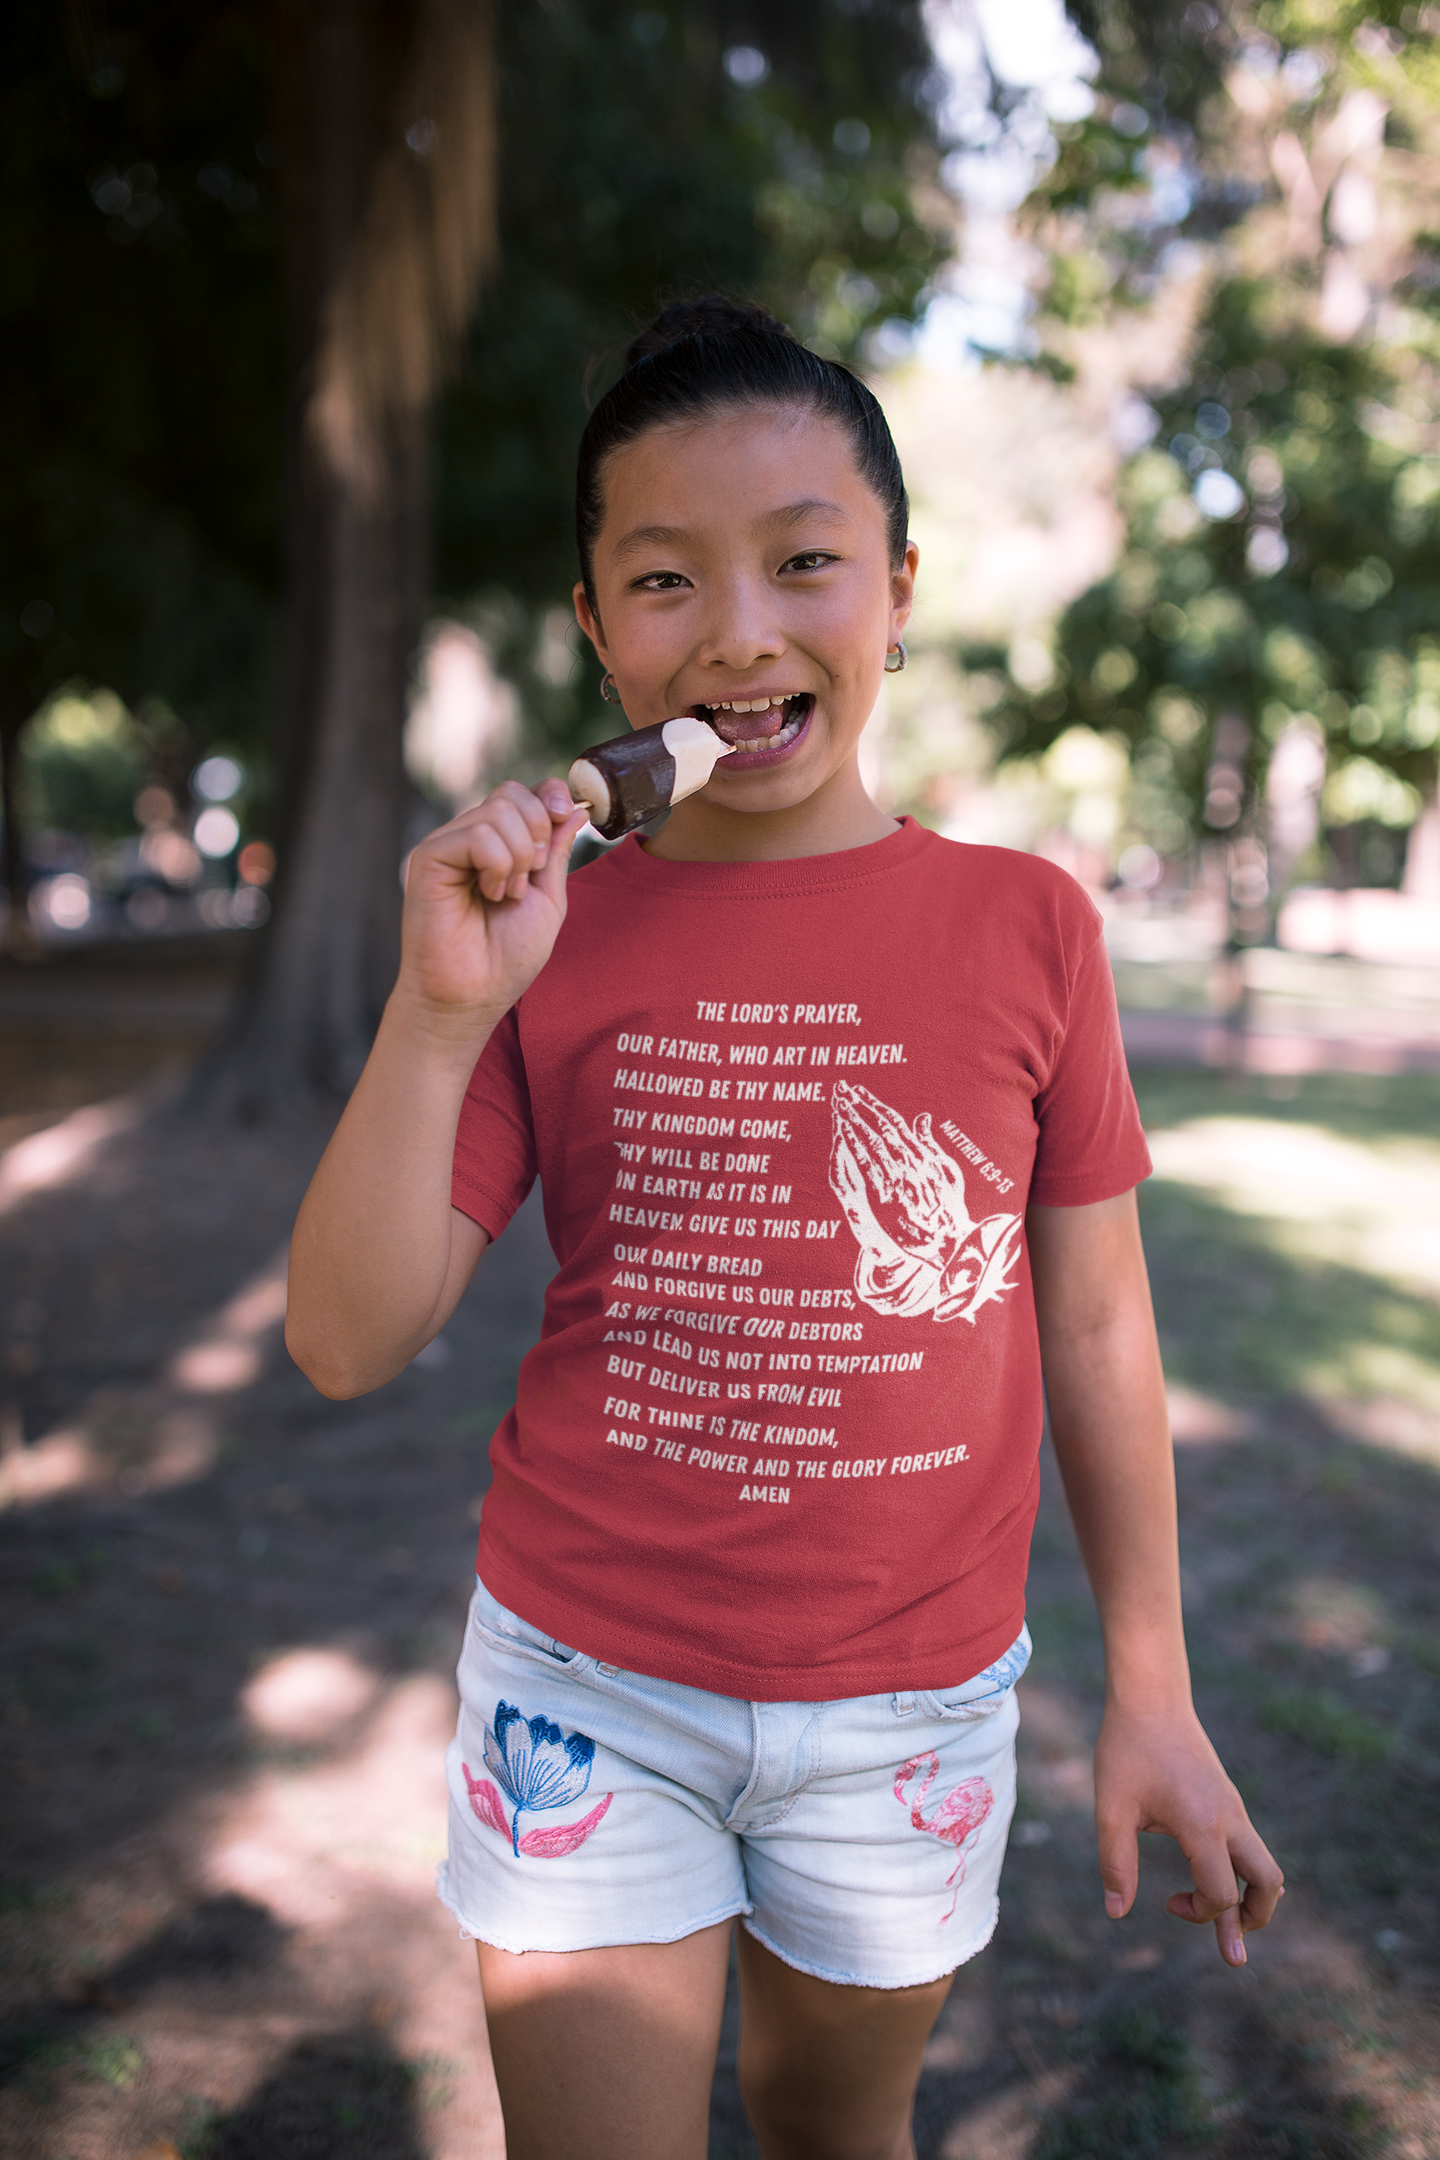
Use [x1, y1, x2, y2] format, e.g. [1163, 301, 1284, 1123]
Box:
[286, 296, 1282, 2160]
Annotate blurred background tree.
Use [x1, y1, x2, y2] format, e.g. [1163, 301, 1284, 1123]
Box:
[18, 0, 1436, 1090]
[961, 0, 1440, 933]
[2, 0, 948, 1101]
[1, 2, 282, 935]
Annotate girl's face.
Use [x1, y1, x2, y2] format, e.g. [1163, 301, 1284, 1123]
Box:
[574, 404, 917, 844]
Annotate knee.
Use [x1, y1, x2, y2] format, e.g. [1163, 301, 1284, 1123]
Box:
[737, 2055, 915, 2160]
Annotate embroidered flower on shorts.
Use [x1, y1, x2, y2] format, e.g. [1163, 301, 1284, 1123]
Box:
[895, 1752, 994, 1922]
[463, 1699, 613, 1858]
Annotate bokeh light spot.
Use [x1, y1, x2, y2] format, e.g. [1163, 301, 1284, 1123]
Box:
[194, 806, 241, 858]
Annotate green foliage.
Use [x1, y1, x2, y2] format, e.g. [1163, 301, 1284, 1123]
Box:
[4, 0, 948, 825]
[968, 1, 1440, 866]
[18, 688, 148, 839]
[970, 291, 1440, 853]
[436, 0, 948, 761]
[0, 3, 283, 758]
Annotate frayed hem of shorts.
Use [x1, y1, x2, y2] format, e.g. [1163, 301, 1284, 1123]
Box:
[435, 1863, 750, 1952]
[739, 1898, 1000, 1991]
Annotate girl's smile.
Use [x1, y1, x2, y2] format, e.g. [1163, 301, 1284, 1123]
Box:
[693, 691, 812, 761]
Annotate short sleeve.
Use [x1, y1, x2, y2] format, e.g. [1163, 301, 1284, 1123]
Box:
[1028, 931, 1151, 1206]
[451, 1006, 538, 1238]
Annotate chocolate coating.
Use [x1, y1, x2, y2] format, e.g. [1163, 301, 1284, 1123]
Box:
[569, 723, 678, 840]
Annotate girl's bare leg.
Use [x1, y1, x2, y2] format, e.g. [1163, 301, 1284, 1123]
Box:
[477, 1920, 952, 2160]
[736, 1928, 953, 2160]
[476, 1921, 731, 2160]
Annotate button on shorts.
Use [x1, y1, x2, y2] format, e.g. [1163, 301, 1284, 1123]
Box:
[437, 1578, 1030, 1990]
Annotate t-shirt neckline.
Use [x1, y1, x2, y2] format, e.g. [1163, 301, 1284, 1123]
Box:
[603, 813, 935, 897]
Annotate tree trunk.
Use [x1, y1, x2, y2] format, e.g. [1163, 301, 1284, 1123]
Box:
[223, 426, 426, 1105]
[0, 681, 28, 954]
[202, 0, 492, 1114]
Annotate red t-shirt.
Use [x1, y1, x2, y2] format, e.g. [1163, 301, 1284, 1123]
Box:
[452, 818, 1149, 1701]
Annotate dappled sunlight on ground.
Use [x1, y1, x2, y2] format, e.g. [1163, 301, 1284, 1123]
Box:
[1146, 1116, 1440, 1295]
[166, 1254, 289, 1397]
[1165, 1383, 1257, 1443]
[2, 1056, 1438, 2157]
[1137, 1080, 1440, 1473]
[241, 1647, 385, 1743]
[0, 1094, 149, 1213]
[196, 1670, 506, 2159]
[26, 1663, 506, 2160]
[0, 1078, 555, 2157]
[0, 1240, 290, 1512]
[210, 1670, 455, 1925]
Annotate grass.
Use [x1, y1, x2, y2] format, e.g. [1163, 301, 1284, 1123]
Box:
[999, 1070, 1440, 2160]
[1130, 1070, 1440, 1151]
[1032, 2011, 1211, 2158]
[0, 2026, 145, 2094]
[1261, 1690, 1395, 1765]
[1138, 1180, 1440, 1415]
[180, 2037, 424, 2158]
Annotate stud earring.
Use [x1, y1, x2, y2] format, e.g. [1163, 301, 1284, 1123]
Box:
[884, 641, 907, 673]
[600, 673, 621, 703]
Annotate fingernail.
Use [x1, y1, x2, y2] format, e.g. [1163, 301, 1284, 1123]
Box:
[1105, 1892, 1124, 1918]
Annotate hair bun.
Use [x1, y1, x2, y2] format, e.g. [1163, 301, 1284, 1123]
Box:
[623, 295, 794, 370]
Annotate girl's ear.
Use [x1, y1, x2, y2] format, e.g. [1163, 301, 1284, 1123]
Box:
[573, 582, 610, 668]
[889, 540, 919, 643]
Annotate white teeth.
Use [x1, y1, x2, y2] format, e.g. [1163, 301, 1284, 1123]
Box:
[739, 717, 801, 752]
[706, 696, 800, 715]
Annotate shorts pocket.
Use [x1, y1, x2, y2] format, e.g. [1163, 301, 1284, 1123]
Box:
[468, 1580, 593, 1674]
[917, 1624, 1031, 1722]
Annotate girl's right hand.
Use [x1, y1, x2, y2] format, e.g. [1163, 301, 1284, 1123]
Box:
[396, 779, 589, 1037]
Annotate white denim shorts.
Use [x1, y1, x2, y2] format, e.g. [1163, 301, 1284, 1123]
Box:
[437, 1578, 1029, 1990]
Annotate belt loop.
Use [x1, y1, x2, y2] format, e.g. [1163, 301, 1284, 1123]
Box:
[893, 1690, 915, 1717]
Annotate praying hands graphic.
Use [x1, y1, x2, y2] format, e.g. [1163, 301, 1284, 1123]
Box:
[828, 1081, 1022, 1325]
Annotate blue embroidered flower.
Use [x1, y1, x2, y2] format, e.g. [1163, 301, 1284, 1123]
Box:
[483, 1700, 596, 1856]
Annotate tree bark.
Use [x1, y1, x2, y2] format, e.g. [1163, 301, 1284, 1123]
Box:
[202, 0, 491, 1113]
[232, 413, 426, 1101]
[0, 680, 29, 956]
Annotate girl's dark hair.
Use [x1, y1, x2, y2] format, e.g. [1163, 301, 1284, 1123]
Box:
[575, 296, 909, 603]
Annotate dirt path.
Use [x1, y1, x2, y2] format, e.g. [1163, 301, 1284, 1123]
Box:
[2, 981, 1437, 2158]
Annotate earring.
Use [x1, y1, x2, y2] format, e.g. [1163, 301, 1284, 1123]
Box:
[884, 641, 907, 673]
[600, 673, 621, 703]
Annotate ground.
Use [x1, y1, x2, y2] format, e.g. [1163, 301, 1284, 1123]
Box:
[1, 937, 1437, 2160]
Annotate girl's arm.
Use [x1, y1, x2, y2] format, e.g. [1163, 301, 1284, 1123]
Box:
[285, 780, 586, 1399]
[1026, 1190, 1284, 1966]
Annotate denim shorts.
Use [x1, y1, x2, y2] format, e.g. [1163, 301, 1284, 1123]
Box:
[437, 1577, 1029, 1990]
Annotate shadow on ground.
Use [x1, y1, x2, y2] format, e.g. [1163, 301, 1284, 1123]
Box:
[2, 984, 1437, 2158]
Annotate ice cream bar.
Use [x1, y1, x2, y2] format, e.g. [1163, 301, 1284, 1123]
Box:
[567, 716, 735, 840]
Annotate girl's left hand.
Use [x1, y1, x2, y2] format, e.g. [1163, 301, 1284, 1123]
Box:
[1093, 1703, 1284, 1966]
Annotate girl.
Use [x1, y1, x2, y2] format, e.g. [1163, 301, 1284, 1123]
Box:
[286, 297, 1282, 2160]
